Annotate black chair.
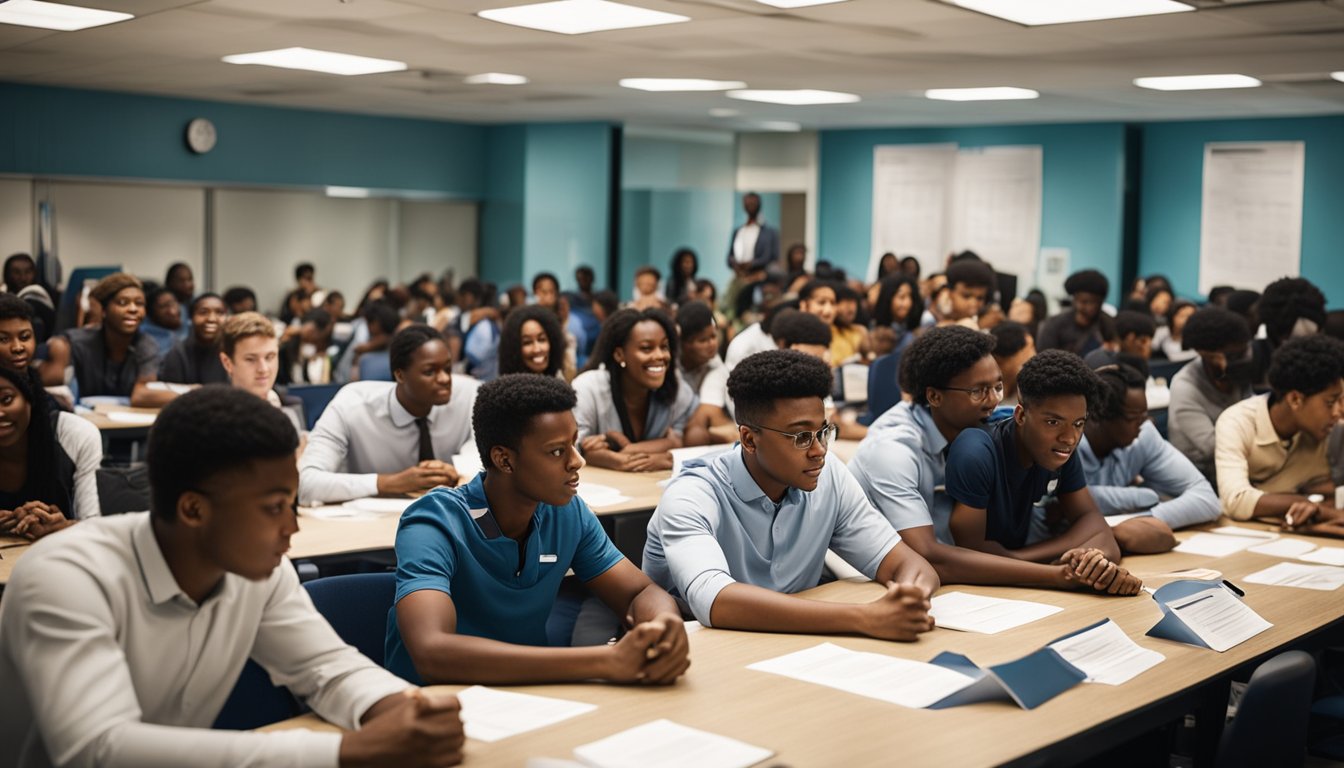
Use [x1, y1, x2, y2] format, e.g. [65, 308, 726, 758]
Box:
[213, 660, 300, 730]
[304, 572, 397, 665]
[865, 350, 904, 424]
[1216, 650, 1315, 768]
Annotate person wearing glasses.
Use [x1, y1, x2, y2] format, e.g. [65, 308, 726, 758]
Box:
[643, 350, 939, 640]
[944, 350, 1143, 595]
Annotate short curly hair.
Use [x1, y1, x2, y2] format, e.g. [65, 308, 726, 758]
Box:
[1114, 310, 1156, 340]
[473, 373, 578, 471]
[1181, 306, 1250, 352]
[989, 322, 1031, 358]
[1267, 335, 1344, 401]
[389, 324, 446, 371]
[498, 305, 566, 378]
[945, 259, 996, 292]
[675, 300, 716, 339]
[1258, 277, 1327, 344]
[769, 309, 832, 348]
[728, 349, 833, 426]
[1017, 349, 1100, 411]
[1091, 363, 1147, 422]
[900, 326, 997, 407]
[1064, 269, 1109, 299]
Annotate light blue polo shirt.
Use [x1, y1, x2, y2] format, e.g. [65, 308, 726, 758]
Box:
[385, 473, 624, 684]
[642, 446, 901, 626]
[847, 401, 956, 544]
[1078, 420, 1220, 529]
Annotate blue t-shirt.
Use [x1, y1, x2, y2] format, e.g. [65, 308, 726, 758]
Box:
[944, 417, 1086, 550]
[384, 472, 625, 683]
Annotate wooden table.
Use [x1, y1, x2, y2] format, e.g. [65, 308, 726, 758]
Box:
[0, 536, 31, 585]
[264, 524, 1344, 767]
[78, 403, 160, 432]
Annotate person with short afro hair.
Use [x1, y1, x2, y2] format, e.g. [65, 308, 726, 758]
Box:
[644, 349, 940, 639]
[1168, 307, 1256, 479]
[1215, 334, 1344, 527]
[944, 350, 1143, 595]
[939, 259, 996, 328]
[1036, 268, 1114, 356]
[387, 373, 690, 687]
[1083, 310, 1156, 378]
[676, 300, 734, 446]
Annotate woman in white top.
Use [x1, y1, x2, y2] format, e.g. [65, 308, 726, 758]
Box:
[573, 308, 699, 472]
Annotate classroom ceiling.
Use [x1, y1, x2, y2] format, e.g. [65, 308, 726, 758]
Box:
[1, 0, 1342, 130]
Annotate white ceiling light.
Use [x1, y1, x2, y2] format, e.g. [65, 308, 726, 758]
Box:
[1331, 72, 1344, 84]
[620, 78, 746, 92]
[464, 72, 529, 85]
[709, 108, 741, 117]
[756, 0, 849, 7]
[756, 121, 803, 132]
[0, 0, 132, 31]
[726, 89, 859, 105]
[326, 186, 372, 198]
[946, 0, 1193, 26]
[924, 86, 1039, 101]
[222, 47, 407, 76]
[478, 0, 689, 35]
[1133, 74, 1261, 91]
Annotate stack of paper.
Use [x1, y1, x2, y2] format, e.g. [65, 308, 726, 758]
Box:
[457, 686, 596, 743]
[105, 411, 157, 425]
[1047, 620, 1165, 685]
[1151, 583, 1273, 652]
[578, 483, 631, 508]
[747, 642, 974, 709]
[930, 592, 1063, 634]
[1244, 562, 1344, 591]
[572, 720, 773, 768]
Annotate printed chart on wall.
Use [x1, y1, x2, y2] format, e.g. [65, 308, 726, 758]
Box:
[1198, 141, 1304, 295]
[870, 144, 1041, 282]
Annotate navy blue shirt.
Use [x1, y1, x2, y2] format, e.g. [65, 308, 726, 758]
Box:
[944, 417, 1086, 550]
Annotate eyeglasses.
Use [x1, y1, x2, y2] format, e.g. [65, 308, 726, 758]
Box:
[937, 381, 1005, 404]
[747, 422, 839, 451]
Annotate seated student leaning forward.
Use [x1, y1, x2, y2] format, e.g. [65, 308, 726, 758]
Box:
[643, 349, 939, 640]
[0, 387, 465, 768]
[945, 350, 1143, 596]
[386, 374, 689, 687]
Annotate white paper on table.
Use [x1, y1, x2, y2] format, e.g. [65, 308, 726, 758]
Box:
[747, 642, 974, 709]
[105, 411, 156, 425]
[456, 686, 597, 743]
[577, 482, 630, 508]
[1300, 547, 1344, 566]
[572, 719, 773, 768]
[1174, 533, 1259, 557]
[1104, 512, 1153, 528]
[340, 497, 413, 515]
[930, 591, 1063, 634]
[1244, 562, 1344, 591]
[670, 445, 730, 478]
[1047, 620, 1165, 685]
[145, 381, 194, 394]
[1247, 539, 1318, 558]
[1167, 587, 1273, 652]
[1208, 526, 1278, 540]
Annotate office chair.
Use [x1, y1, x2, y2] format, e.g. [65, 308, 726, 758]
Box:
[1216, 650, 1315, 768]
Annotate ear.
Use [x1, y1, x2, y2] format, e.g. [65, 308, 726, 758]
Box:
[177, 490, 210, 530]
[738, 424, 756, 453]
[1287, 391, 1305, 410]
[219, 351, 234, 376]
[489, 445, 516, 473]
[1013, 403, 1026, 426]
[393, 368, 405, 385]
[926, 387, 942, 408]
[612, 347, 626, 366]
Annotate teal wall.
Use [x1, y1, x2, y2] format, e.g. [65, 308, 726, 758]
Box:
[1138, 116, 1344, 304]
[818, 123, 1128, 304]
[523, 123, 612, 291]
[479, 125, 526, 287]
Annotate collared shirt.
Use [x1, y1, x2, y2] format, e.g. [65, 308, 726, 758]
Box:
[679, 355, 727, 409]
[298, 379, 479, 505]
[723, 323, 776, 373]
[1079, 420, 1220, 529]
[1215, 394, 1331, 521]
[385, 473, 624, 684]
[0, 513, 407, 768]
[1169, 360, 1253, 479]
[571, 369, 697, 443]
[847, 402, 956, 543]
[642, 446, 901, 626]
[61, 326, 161, 399]
[158, 336, 229, 386]
[731, 221, 761, 265]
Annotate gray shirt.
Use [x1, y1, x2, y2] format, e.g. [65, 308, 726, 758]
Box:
[847, 401, 956, 544]
[1168, 360, 1252, 478]
[1079, 420, 1221, 529]
[0, 513, 408, 768]
[571, 368, 697, 443]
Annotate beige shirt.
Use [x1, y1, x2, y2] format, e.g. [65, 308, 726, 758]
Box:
[1214, 394, 1331, 521]
[0, 513, 408, 768]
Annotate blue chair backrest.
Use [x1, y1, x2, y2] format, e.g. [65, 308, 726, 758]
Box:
[285, 383, 343, 430]
[56, 266, 121, 332]
[304, 572, 397, 665]
[1217, 650, 1315, 768]
[358, 350, 393, 382]
[213, 660, 299, 730]
[866, 350, 904, 423]
[1149, 358, 1190, 386]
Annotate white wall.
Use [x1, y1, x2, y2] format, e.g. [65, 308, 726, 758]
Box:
[0, 179, 32, 262]
[45, 181, 205, 284]
[736, 132, 819, 263]
[398, 200, 477, 287]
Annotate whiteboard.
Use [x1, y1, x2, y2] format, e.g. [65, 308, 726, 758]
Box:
[1198, 141, 1304, 294]
[869, 144, 956, 280]
[47, 181, 205, 282]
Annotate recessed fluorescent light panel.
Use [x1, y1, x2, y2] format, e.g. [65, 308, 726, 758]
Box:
[222, 47, 407, 76]
[925, 87, 1039, 101]
[478, 0, 689, 35]
[727, 89, 859, 105]
[756, 0, 849, 7]
[756, 121, 803, 132]
[464, 72, 529, 85]
[1330, 72, 1344, 84]
[1133, 74, 1261, 91]
[946, 0, 1193, 26]
[0, 0, 132, 31]
[326, 186, 372, 198]
[620, 78, 746, 92]
[709, 108, 741, 117]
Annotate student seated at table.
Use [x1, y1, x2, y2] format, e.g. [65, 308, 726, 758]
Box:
[300, 325, 478, 505]
[45, 273, 177, 408]
[220, 311, 304, 436]
[945, 350, 1142, 595]
[927, 257, 995, 330]
[676, 301, 732, 446]
[0, 387, 466, 768]
[1169, 306, 1255, 479]
[1079, 363, 1219, 554]
[140, 285, 187, 356]
[386, 374, 689, 686]
[573, 308, 698, 472]
[1216, 334, 1344, 530]
[643, 350, 939, 639]
[1036, 269, 1114, 356]
[0, 294, 66, 412]
[497, 305, 570, 381]
[158, 293, 229, 386]
[0, 364, 102, 539]
[1084, 310, 1155, 376]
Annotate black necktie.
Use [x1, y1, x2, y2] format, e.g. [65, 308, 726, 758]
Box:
[415, 417, 435, 462]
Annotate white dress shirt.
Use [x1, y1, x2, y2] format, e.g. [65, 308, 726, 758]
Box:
[723, 323, 777, 373]
[298, 379, 479, 505]
[0, 513, 409, 768]
[55, 411, 103, 520]
[731, 222, 761, 265]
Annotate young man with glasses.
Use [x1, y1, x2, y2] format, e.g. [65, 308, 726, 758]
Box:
[944, 350, 1142, 595]
[643, 350, 939, 639]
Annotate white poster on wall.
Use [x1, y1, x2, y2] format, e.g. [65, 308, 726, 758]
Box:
[1198, 141, 1304, 295]
[869, 144, 956, 280]
[947, 146, 1042, 280]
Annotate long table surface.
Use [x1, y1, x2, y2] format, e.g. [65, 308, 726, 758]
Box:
[265, 523, 1344, 766]
[78, 403, 161, 432]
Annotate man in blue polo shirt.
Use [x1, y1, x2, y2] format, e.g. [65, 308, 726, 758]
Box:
[945, 350, 1143, 595]
[644, 350, 939, 640]
[386, 374, 690, 686]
